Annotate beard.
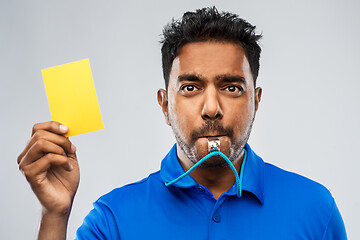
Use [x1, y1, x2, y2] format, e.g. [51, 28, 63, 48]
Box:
[169, 116, 254, 168]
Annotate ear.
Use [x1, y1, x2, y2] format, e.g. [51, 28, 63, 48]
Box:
[254, 87, 262, 112]
[157, 89, 171, 126]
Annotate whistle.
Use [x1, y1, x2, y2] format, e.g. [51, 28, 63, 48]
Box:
[208, 138, 220, 152]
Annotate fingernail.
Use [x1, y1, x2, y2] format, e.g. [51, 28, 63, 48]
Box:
[59, 125, 68, 133]
[71, 143, 76, 152]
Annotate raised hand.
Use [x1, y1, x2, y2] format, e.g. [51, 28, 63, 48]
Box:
[17, 121, 80, 239]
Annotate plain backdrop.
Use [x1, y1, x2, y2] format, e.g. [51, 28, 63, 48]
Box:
[1, 0, 359, 239]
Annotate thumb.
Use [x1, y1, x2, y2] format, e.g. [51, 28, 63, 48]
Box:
[66, 143, 77, 161]
[66, 149, 78, 172]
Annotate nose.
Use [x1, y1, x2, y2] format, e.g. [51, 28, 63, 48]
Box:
[201, 87, 223, 120]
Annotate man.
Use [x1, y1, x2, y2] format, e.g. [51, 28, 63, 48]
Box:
[17, 7, 347, 239]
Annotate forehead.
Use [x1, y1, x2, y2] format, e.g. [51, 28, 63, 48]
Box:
[169, 41, 252, 85]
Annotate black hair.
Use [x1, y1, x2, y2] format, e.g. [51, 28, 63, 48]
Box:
[161, 6, 262, 89]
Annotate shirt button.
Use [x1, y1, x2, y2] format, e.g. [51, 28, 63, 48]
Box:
[212, 213, 221, 223]
[198, 186, 205, 193]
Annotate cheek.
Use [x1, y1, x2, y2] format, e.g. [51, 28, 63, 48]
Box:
[226, 97, 255, 135]
[169, 97, 198, 136]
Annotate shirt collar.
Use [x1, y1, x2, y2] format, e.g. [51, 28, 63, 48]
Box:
[160, 143, 265, 204]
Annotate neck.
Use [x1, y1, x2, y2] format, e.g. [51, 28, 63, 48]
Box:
[177, 145, 244, 200]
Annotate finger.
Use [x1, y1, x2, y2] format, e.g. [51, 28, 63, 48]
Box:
[66, 147, 77, 162]
[18, 129, 76, 164]
[21, 153, 73, 182]
[18, 121, 69, 164]
[18, 139, 67, 168]
[32, 121, 69, 136]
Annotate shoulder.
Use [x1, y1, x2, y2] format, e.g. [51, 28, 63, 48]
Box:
[264, 162, 334, 215]
[263, 163, 347, 239]
[95, 170, 162, 207]
[265, 162, 330, 191]
[76, 171, 163, 239]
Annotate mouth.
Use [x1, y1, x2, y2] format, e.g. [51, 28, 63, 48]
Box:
[199, 134, 227, 138]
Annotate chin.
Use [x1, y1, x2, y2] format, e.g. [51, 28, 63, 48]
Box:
[197, 155, 231, 168]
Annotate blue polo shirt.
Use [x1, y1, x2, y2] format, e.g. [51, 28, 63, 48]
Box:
[76, 144, 347, 239]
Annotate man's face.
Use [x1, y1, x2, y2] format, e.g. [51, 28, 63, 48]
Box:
[158, 41, 262, 167]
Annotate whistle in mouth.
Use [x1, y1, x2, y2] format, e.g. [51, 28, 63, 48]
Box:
[208, 138, 220, 152]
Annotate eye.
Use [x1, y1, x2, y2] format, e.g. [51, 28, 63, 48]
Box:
[180, 84, 201, 96]
[223, 85, 243, 96]
[227, 86, 238, 92]
[184, 85, 195, 92]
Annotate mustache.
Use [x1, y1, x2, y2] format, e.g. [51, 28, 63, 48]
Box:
[190, 121, 234, 141]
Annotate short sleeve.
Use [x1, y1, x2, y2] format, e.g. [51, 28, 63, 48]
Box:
[322, 201, 347, 240]
[76, 200, 120, 240]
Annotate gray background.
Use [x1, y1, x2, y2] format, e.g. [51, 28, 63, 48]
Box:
[1, 0, 359, 239]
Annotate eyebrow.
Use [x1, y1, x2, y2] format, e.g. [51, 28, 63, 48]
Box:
[177, 73, 247, 85]
[216, 74, 246, 85]
[177, 74, 204, 82]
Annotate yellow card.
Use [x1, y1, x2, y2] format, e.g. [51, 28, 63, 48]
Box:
[42, 59, 104, 137]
